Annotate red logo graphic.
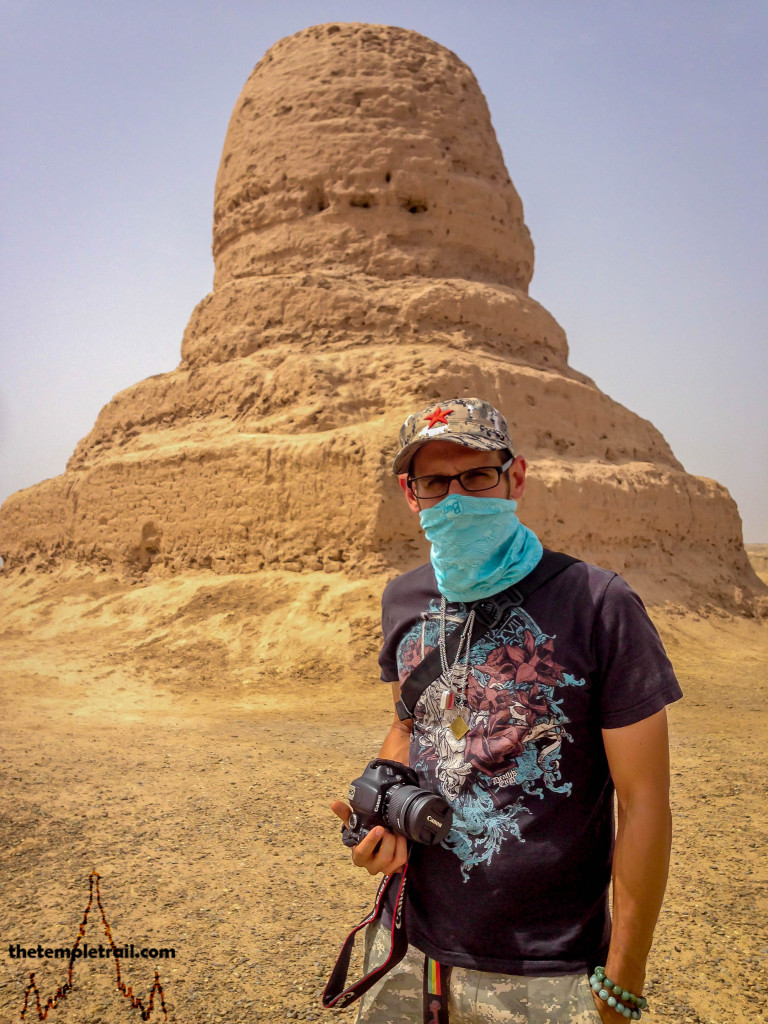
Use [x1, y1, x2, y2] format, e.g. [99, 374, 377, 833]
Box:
[424, 406, 453, 429]
[17, 871, 169, 1021]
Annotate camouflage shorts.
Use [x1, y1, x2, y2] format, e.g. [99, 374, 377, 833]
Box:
[356, 923, 603, 1024]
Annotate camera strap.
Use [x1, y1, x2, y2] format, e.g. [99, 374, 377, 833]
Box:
[321, 864, 410, 1010]
[424, 956, 452, 1023]
[395, 549, 579, 722]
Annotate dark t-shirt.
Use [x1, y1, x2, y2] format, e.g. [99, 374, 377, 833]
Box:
[377, 554, 682, 975]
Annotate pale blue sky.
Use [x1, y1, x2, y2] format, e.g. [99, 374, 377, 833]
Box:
[2, 1, 766, 540]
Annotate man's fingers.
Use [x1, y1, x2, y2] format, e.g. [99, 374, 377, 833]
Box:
[331, 808, 408, 876]
[370, 834, 408, 875]
[387, 834, 409, 873]
[352, 826, 387, 865]
[353, 829, 408, 875]
[330, 800, 351, 826]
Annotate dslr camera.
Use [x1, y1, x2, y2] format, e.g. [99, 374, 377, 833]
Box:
[342, 758, 453, 848]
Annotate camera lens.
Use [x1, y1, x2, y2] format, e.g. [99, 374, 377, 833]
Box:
[384, 785, 453, 845]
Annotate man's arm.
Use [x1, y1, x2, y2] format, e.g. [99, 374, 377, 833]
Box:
[330, 681, 412, 875]
[377, 680, 412, 764]
[593, 708, 672, 1019]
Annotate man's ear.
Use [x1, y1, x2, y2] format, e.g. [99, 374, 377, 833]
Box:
[399, 474, 421, 514]
[508, 457, 527, 500]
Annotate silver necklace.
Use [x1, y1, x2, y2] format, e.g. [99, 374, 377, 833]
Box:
[438, 596, 475, 739]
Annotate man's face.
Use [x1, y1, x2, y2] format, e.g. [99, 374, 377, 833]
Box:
[399, 440, 527, 513]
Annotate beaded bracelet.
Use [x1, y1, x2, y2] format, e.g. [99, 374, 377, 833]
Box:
[589, 967, 648, 1020]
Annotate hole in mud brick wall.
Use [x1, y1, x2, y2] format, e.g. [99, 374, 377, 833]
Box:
[135, 521, 162, 570]
[400, 197, 428, 214]
[307, 188, 328, 213]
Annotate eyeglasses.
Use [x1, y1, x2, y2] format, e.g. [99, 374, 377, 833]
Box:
[408, 458, 514, 499]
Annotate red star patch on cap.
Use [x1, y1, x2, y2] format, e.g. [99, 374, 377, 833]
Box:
[424, 406, 453, 430]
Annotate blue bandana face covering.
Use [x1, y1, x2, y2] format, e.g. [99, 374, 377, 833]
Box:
[419, 495, 543, 603]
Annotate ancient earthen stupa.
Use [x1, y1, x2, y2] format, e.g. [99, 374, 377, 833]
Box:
[0, 23, 761, 606]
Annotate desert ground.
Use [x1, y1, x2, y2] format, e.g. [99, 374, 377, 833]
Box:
[1, 551, 766, 1024]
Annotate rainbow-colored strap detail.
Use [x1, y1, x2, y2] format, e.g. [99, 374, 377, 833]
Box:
[423, 957, 451, 1024]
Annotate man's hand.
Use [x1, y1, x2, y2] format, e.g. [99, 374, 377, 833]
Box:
[331, 681, 411, 876]
[331, 800, 408, 875]
[591, 989, 616, 1023]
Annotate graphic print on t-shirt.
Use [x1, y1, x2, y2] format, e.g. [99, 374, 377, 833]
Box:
[397, 601, 587, 880]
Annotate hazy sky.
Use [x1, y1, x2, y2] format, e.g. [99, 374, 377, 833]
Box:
[2, 1, 766, 541]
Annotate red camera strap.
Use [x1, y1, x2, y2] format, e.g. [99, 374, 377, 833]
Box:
[321, 866, 410, 1010]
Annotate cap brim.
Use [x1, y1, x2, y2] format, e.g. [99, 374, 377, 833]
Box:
[392, 435, 509, 475]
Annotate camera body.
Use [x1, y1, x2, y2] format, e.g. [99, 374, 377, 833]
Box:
[343, 758, 453, 848]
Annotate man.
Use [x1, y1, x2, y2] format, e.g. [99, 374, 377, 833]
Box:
[332, 397, 681, 1024]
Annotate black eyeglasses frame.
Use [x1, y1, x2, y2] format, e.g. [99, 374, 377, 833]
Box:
[407, 457, 514, 500]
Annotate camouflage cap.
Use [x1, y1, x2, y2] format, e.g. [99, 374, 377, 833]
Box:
[392, 397, 514, 475]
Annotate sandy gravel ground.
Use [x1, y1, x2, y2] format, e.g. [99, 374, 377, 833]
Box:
[1, 563, 766, 1024]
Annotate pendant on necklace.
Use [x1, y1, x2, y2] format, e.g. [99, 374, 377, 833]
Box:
[450, 715, 469, 740]
[440, 690, 455, 711]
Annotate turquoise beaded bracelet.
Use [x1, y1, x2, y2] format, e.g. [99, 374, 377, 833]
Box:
[589, 967, 648, 1020]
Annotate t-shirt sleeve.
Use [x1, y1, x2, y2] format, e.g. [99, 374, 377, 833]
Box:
[377, 563, 438, 682]
[593, 574, 683, 728]
[378, 576, 403, 682]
